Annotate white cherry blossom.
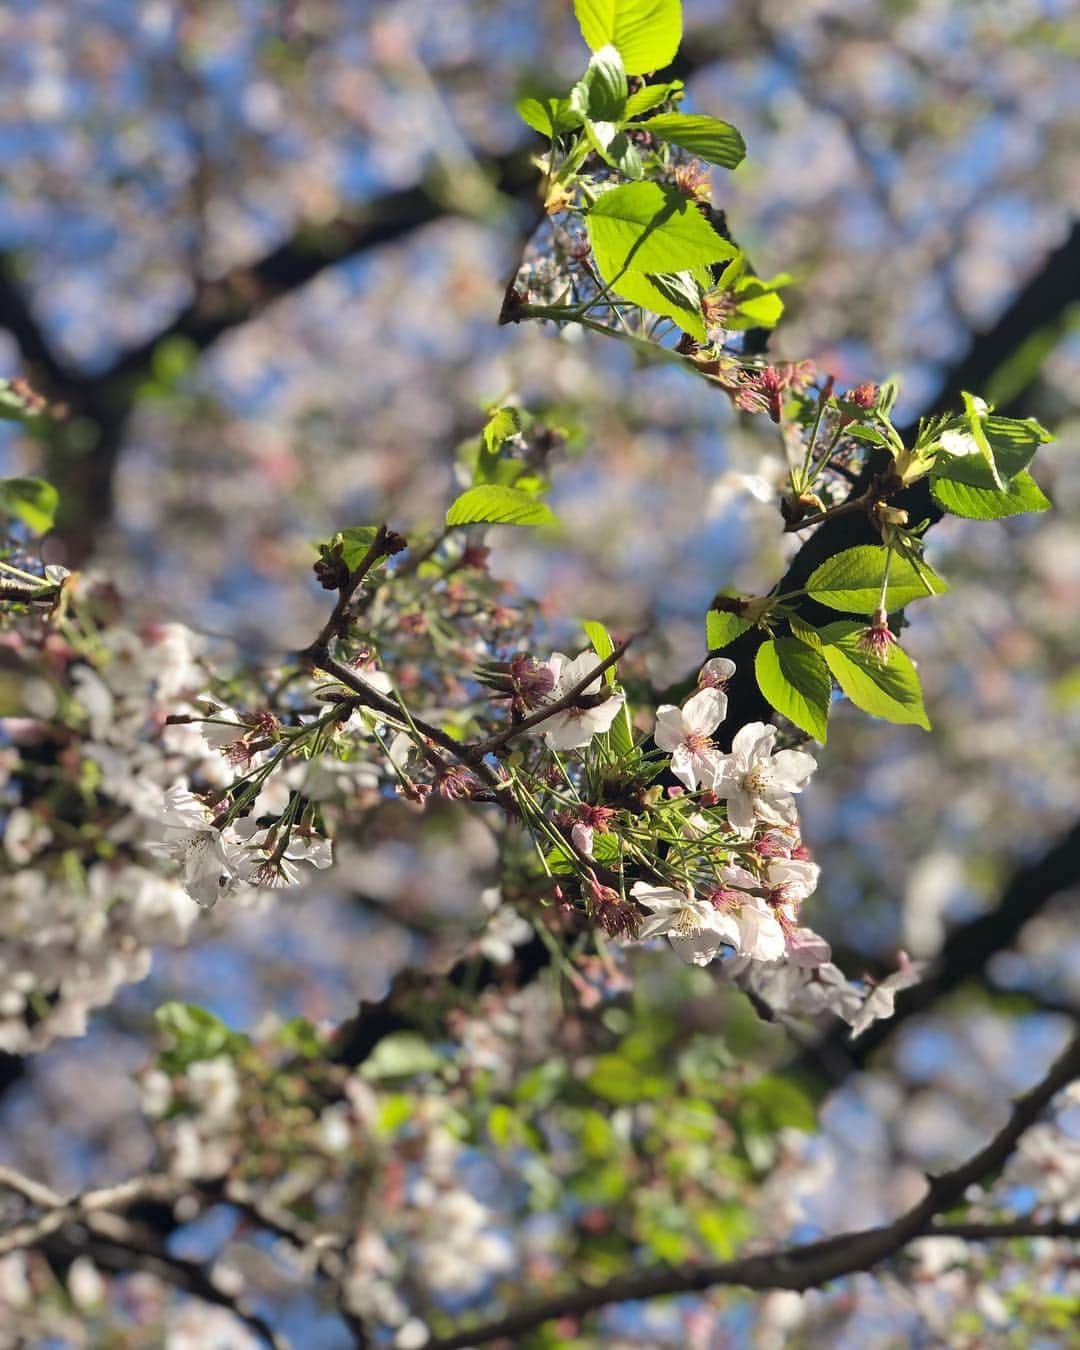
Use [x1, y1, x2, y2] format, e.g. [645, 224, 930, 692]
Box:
[538, 651, 625, 751]
[846, 952, 924, 1038]
[630, 882, 735, 966]
[653, 686, 727, 790]
[709, 722, 816, 835]
[195, 694, 247, 750]
[143, 785, 246, 908]
[238, 823, 334, 888]
[698, 656, 736, 690]
[711, 870, 787, 961]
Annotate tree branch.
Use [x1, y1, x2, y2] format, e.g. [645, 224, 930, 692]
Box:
[0, 259, 78, 390]
[420, 1032, 1080, 1349]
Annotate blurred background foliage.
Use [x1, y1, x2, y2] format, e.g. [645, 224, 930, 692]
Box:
[0, 0, 1077, 1345]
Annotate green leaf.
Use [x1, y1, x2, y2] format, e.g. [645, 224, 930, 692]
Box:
[607, 698, 637, 759]
[0, 477, 59, 534]
[516, 95, 580, 138]
[754, 638, 831, 742]
[586, 1052, 670, 1103]
[729, 289, 784, 329]
[155, 1002, 244, 1071]
[961, 390, 1003, 489]
[706, 609, 751, 648]
[584, 119, 644, 178]
[820, 621, 930, 729]
[546, 830, 621, 874]
[151, 335, 198, 386]
[338, 525, 380, 568]
[720, 272, 790, 330]
[744, 1074, 818, 1132]
[931, 470, 1051, 520]
[569, 45, 628, 123]
[361, 1031, 442, 1080]
[787, 615, 823, 650]
[476, 405, 522, 483]
[807, 545, 946, 614]
[605, 267, 706, 340]
[583, 620, 617, 684]
[586, 181, 736, 283]
[573, 0, 683, 75]
[641, 111, 746, 169]
[624, 79, 683, 119]
[934, 410, 1052, 491]
[516, 96, 554, 137]
[695, 1202, 754, 1259]
[446, 485, 556, 527]
[845, 423, 891, 448]
[276, 1017, 325, 1057]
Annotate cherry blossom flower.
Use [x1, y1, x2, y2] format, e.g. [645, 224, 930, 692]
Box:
[239, 825, 334, 889]
[538, 651, 625, 751]
[709, 722, 816, 835]
[630, 882, 734, 965]
[716, 854, 821, 959]
[477, 887, 533, 963]
[698, 656, 736, 690]
[708, 881, 787, 960]
[858, 607, 898, 666]
[143, 785, 246, 908]
[846, 952, 924, 1038]
[195, 695, 248, 751]
[654, 686, 727, 790]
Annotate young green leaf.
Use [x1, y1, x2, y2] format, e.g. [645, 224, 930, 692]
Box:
[360, 1031, 442, 1080]
[584, 120, 644, 177]
[604, 268, 706, 340]
[516, 95, 580, 138]
[807, 545, 946, 614]
[547, 830, 621, 874]
[641, 112, 746, 169]
[587, 181, 736, 283]
[706, 609, 751, 649]
[516, 96, 555, 138]
[569, 45, 628, 123]
[933, 410, 1052, 491]
[155, 1001, 246, 1071]
[0, 477, 59, 534]
[755, 638, 831, 742]
[475, 405, 522, 483]
[819, 621, 930, 729]
[931, 470, 1051, 520]
[573, 0, 683, 76]
[446, 485, 556, 527]
[338, 525, 381, 568]
[624, 79, 683, 119]
[583, 620, 617, 685]
[606, 698, 637, 759]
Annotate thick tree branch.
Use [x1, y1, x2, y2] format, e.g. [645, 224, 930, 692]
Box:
[421, 1032, 1080, 1349]
[0, 260, 78, 390]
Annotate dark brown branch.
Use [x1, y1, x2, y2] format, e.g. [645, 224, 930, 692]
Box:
[420, 1033, 1080, 1349]
[929, 1219, 1080, 1241]
[0, 259, 78, 390]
